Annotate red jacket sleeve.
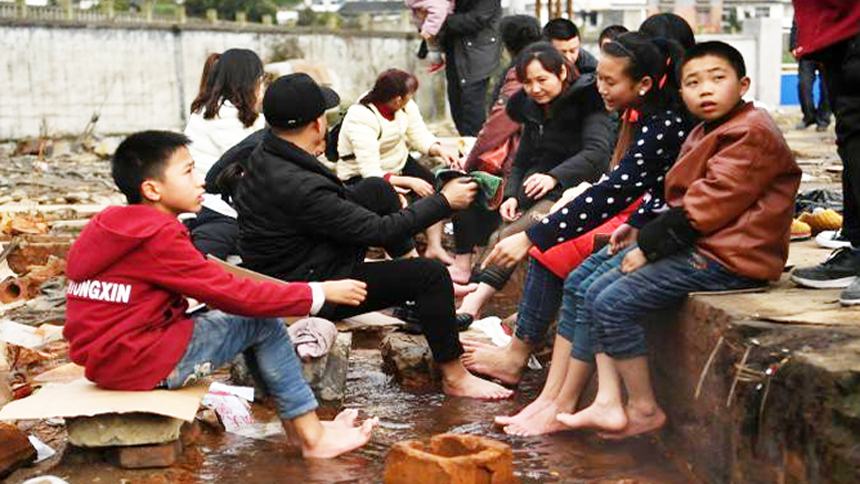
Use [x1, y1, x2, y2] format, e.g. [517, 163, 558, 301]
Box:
[143, 224, 313, 317]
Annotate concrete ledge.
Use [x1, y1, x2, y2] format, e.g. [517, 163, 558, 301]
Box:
[650, 241, 860, 484]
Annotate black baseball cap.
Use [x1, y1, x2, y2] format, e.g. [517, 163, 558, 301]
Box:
[263, 73, 340, 129]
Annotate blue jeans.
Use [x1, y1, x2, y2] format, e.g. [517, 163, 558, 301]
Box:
[163, 310, 318, 420]
[586, 248, 764, 359]
[514, 259, 563, 347]
[559, 245, 631, 362]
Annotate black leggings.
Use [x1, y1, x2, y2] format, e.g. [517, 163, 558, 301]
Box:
[318, 258, 463, 363]
[345, 156, 436, 188]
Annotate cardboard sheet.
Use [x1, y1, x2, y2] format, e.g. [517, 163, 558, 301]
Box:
[0, 379, 208, 422]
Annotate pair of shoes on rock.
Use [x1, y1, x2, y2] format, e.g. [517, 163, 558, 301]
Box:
[790, 246, 860, 305]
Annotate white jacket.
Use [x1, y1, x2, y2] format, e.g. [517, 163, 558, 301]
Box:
[184, 101, 266, 217]
[336, 99, 438, 181]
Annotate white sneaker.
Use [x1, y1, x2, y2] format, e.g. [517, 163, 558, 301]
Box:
[815, 229, 852, 249]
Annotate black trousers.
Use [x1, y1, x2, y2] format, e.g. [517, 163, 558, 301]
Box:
[452, 203, 502, 254]
[798, 58, 832, 127]
[445, 59, 490, 137]
[318, 257, 463, 363]
[189, 207, 238, 260]
[818, 34, 860, 245]
[345, 177, 415, 257]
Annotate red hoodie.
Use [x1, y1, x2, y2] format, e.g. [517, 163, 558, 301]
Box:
[64, 205, 314, 390]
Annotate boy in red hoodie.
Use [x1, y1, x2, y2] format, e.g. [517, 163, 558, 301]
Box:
[63, 130, 378, 458]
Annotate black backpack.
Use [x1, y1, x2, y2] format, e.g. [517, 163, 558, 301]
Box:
[324, 103, 380, 162]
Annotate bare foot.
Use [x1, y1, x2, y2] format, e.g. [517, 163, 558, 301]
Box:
[453, 282, 478, 298]
[597, 404, 666, 440]
[494, 396, 554, 426]
[461, 343, 525, 385]
[555, 402, 628, 433]
[425, 246, 455, 265]
[457, 291, 483, 318]
[503, 402, 570, 436]
[302, 417, 379, 459]
[322, 408, 358, 428]
[443, 372, 514, 400]
[448, 265, 472, 285]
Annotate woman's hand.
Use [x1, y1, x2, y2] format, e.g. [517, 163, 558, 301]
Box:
[549, 182, 592, 214]
[499, 197, 521, 222]
[609, 224, 639, 255]
[620, 248, 647, 274]
[482, 232, 533, 269]
[523, 173, 558, 200]
[390, 175, 435, 198]
[429, 143, 462, 169]
[320, 279, 368, 306]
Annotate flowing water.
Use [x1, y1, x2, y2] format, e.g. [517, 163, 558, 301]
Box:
[11, 349, 703, 484]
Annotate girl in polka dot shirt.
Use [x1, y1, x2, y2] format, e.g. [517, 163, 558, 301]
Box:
[463, 31, 695, 436]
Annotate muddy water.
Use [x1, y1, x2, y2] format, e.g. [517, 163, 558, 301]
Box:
[11, 349, 703, 484]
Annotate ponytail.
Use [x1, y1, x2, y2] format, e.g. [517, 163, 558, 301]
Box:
[601, 32, 683, 112]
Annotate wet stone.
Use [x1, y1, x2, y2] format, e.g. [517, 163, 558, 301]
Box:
[232, 331, 352, 404]
[302, 331, 352, 403]
[380, 332, 437, 388]
[384, 433, 515, 484]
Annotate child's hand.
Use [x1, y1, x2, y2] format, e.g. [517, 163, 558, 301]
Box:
[320, 279, 367, 306]
[621, 248, 647, 274]
[499, 198, 521, 222]
[549, 182, 592, 214]
[609, 224, 638, 255]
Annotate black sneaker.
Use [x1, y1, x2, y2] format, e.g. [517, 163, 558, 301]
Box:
[839, 278, 860, 306]
[790, 247, 860, 288]
[392, 301, 423, 334]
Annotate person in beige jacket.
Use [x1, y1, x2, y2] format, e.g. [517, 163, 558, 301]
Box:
[337, 69, 462, 266]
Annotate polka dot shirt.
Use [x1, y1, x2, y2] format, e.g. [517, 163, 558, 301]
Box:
[527, 110, 693, 251]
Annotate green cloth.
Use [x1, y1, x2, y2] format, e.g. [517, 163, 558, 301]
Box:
[435, 168, 502, 209]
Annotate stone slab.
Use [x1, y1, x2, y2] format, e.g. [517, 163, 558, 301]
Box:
[384, 433, 515, 484]
[67, 413, 185, 447]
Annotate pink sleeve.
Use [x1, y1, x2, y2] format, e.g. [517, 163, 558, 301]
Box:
[412, 0, 452, 36]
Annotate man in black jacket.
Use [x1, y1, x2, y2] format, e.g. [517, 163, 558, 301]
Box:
[438, 0, 502, 136]
[233, 73, 513, 400]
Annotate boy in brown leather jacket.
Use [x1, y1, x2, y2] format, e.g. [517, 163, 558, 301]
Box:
[549, 41, 802, 438]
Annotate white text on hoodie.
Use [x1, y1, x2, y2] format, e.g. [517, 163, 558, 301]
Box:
[67, 280, 132, 303]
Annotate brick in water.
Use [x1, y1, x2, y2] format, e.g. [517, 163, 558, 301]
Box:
[116, 440, 182, 469]
[0, 422, 37, 479]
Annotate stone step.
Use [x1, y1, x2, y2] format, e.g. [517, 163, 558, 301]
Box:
[648, 243, 860, 484]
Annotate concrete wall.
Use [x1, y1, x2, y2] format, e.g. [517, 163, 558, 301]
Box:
[0, 23, 439, 139]
[0, 18, 783, 139]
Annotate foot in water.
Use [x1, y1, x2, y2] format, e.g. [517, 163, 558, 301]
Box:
[461, 340, 525, 385]
[596, 404, 666, 440]
[302, 416, 379, 459]
[493, 395, 555, 426]
[425, 246, 455, 265]
[555, 401, 628, 433]
[442, 371, 514, 400]
[503, 401, 571, 437]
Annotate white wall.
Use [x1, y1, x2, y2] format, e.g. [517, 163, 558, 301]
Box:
[0, 25, 441, 139]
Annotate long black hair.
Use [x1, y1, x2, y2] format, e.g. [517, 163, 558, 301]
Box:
[601, 31, 684, 112]
[190, 48, 264, 128]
